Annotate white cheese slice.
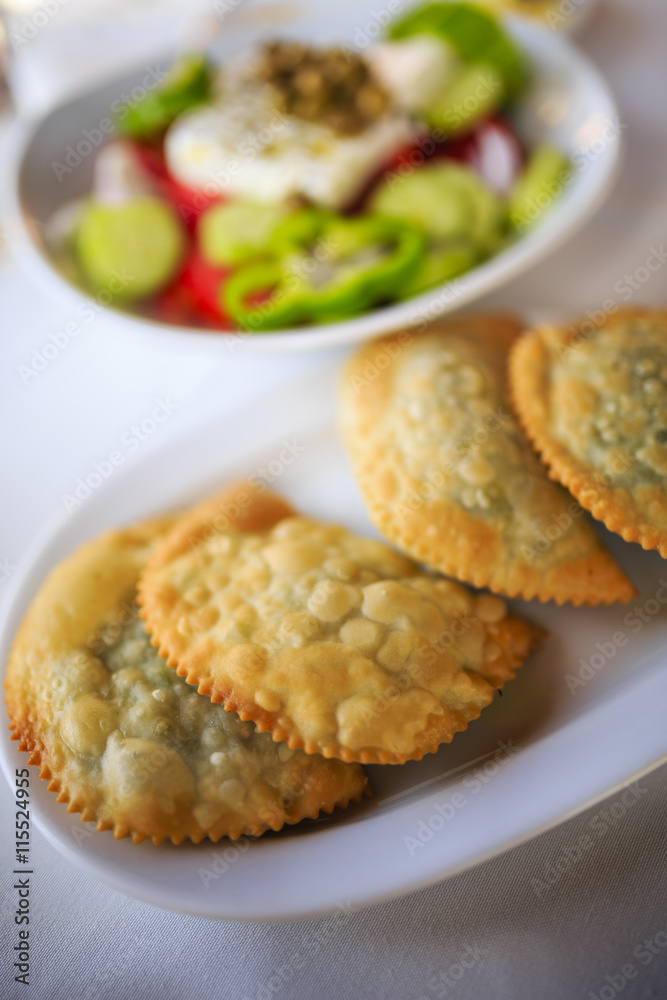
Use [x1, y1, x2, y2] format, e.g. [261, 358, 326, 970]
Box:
[164, 85, 419, 210]
[365, 36, 461, 114]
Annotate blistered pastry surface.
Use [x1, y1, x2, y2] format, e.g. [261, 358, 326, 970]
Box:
[139, 487, 542, 764]
[340, 316, 634, 604]
[5, 517, 366, 843]
[510, 308, 667, 558]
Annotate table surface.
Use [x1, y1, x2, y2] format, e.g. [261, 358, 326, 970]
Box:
[1, 1, 666, 997]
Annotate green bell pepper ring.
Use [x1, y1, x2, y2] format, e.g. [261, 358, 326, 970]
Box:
[306, 215, 425, 318]
[267, 208, 336, 256]
[221, 260, 308, 332]
[118, 54, 214, 139]
[222, 215, 425, 331]
[388, 2, 528, 101]
[399, 240, 478, 298]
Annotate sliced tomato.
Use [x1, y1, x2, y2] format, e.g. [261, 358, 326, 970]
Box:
[177, 250, 234, 326]
[145, 249, 234, 330]
[382, 129, 467, 175]
[149, 283, 197, 327]
[360, 115, 525, 210]
[132, 141, 223, 232]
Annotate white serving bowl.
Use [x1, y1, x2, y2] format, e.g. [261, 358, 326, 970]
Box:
[482, 0, 599, 35]
[2, 2, 621, 355]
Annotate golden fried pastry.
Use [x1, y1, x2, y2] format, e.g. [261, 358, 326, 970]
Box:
[510, 307, 667, 559]
[340, 315, 635, 605]
[138, 482, 543, 765]
[5, 517, 367, 844]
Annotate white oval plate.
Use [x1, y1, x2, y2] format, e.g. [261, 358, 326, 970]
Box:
[1, 359, 666, 921]
[3, 2, 621, 355]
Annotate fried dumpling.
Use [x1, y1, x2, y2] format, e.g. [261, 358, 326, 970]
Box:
[138, 483, 543, 765]
[510, 307, 667, 559]
[340, 315, 635, 604]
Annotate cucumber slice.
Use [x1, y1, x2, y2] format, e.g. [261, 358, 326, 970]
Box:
[400, 240, 478, 297]
[507, 144, 571, 232]
[199, 201, 291, 266]
[387, 2, 528, 100]
[119, 54, 213, 139]
[371, 162, 503, 252]
[75, 197, 185, 301]
[424, 62, 505, 134]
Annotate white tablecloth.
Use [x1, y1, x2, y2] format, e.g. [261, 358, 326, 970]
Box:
[1, 1, 666, 997]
